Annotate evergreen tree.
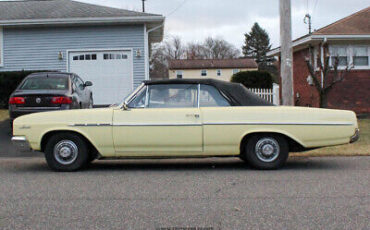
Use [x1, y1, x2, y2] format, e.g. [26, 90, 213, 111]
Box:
[242, 23, 272, 63]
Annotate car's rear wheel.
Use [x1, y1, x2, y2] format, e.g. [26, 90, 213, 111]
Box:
[44, 133, 89, 172]
[243, 134, 289, 170]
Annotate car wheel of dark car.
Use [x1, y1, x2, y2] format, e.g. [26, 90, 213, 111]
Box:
[243, 134, 289, 170]
[44, 133, 89, 172]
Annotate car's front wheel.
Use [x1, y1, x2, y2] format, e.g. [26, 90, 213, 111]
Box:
[44, 133, 89, 172]
[243, 134, 289, 170]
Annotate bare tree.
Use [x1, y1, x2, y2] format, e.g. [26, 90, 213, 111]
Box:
[305, 45, 352, 108]
[186, 42, 207, 59]
[164, 36, 185, 60]
[150, 36, 185, 79]
[202, 37, 240, 59]
[149, 44, 169, 79]
[150, 36, 241, 79]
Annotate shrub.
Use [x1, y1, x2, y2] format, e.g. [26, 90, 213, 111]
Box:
[0, 70, 51, 108]
[231, 71, 275, 89]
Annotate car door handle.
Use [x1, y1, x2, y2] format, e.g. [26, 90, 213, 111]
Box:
[186, 114, 200, 118]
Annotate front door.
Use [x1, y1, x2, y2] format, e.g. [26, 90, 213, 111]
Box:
[113, 84, 203, 156]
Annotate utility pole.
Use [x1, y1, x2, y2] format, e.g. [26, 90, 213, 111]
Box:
[142, 0, 146, 12]
[279, 0, 294, 106]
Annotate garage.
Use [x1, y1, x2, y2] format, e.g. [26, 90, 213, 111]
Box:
[68, 50, 133, 105]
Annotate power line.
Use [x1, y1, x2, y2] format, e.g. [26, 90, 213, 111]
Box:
[166, 0, 188, 17]
[312, 0, 319, 15]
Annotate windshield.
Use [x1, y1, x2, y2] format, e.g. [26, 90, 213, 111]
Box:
[19, 76, 69, 90]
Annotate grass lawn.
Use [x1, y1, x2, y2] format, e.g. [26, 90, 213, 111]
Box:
[0, 110, 9, 122]
[291, 119, 370, 157]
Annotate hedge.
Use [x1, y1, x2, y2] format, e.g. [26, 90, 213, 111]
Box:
[231, 71, 275, 89]
[0, 70, 51, 108]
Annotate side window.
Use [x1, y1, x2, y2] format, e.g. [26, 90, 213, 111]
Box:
[200, 85, 230, 107]
[148, 84, 198, 108]
[73, 76, 84, 91]
[128, 86, 147, 108]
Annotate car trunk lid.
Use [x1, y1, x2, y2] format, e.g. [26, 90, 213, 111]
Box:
[12, 90, 69, 108]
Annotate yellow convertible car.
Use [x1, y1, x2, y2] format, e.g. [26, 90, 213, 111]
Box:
[12, 79, 359, 171]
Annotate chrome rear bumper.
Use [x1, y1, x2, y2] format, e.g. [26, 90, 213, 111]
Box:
[11, 136, 31, 151]
[350, 129, 360, 143]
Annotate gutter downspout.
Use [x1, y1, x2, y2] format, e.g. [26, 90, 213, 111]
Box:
[321, 37, 327, 87]
[145, 23, 164, 80]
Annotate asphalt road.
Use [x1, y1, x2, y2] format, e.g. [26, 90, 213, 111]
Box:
[0, 156, 369, 230]
[1, 119, 369, 229]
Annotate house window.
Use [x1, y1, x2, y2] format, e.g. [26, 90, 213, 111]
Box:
[176, 70, 183, 79]
[217, 69, 222, 76]
[0, 27, 3, 67]
[104, 53, 127, 60]
[201, 70, 207, 76]
[353, 46, 369, 66]
[232, 69, 240, 74]
[330, 46, 348, 66]
[73, 54, 97, 61]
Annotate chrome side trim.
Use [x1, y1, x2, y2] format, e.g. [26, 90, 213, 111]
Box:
[113, 123, 202, 127]
[69, 121, 353, 127]
[69, 123, 112, 127]
[203, 121, 354, 126]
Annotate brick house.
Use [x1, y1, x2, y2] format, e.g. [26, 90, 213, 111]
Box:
[268, 7, 370, 114]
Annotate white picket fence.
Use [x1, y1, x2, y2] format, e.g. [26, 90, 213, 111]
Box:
[248, 83, 280, 105]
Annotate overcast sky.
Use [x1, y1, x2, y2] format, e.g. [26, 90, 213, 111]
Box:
[56, 1, 370, 49]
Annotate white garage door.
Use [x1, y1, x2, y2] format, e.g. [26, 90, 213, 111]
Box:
[69, 50, 133, 105]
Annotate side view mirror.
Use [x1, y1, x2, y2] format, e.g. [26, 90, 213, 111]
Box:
[84, 81, 93, 87]
[122, 102, 130, 111]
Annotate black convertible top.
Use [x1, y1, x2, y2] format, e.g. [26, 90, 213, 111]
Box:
[144, 79, 273, 106]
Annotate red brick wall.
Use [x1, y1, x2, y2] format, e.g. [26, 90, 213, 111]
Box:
[279, 48, 370, 114]
[292, 49, 320, 108]
[327, 70, 370, 114]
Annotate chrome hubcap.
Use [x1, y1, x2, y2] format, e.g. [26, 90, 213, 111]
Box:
[255, 137, 280, 162]
[54, 140, 78, 165]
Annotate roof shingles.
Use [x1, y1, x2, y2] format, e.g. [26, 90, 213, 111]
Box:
[313, 7, 370, 35]
[0, 0, 160, 21]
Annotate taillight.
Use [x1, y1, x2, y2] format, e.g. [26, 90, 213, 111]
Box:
[51, 96, 72, 104]
[9, 97, 25, 105]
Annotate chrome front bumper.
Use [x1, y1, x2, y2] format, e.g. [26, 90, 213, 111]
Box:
[11, 136, 31, 151]
[350, 129, 360, 143]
